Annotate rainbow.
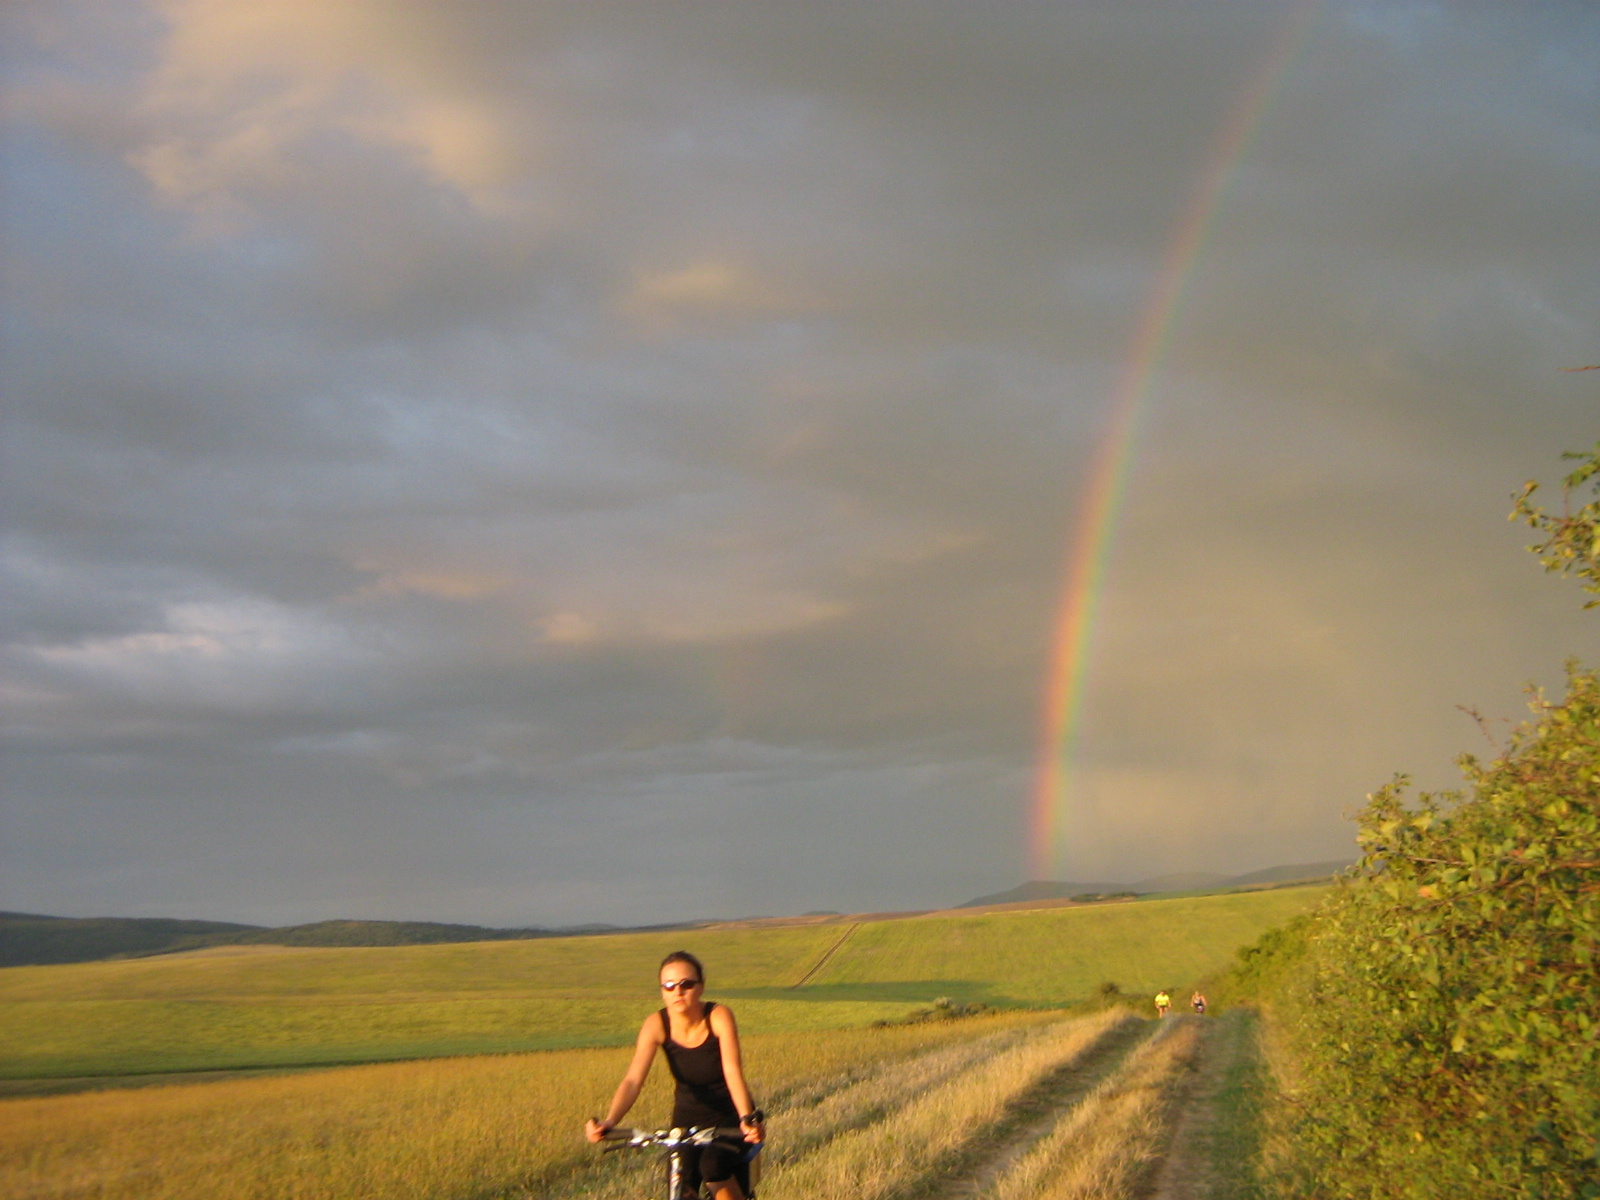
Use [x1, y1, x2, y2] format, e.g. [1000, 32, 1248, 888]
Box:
[1027, 5, 1319, 881]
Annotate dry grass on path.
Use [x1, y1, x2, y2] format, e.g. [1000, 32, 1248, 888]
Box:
[984, 1017, 1202, 1200]
[763, 1009, 1137, 1200]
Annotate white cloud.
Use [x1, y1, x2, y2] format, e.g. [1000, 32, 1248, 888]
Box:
[27, 597, 363, 707]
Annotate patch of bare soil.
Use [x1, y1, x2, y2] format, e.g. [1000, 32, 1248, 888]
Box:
[924, 1014, 1156, 1200]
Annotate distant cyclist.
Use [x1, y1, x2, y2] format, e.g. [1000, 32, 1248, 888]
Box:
[1190, 990, 1207, 1016]
[1154, 989, 1171, 1018]
[586, 951, 765, 1200]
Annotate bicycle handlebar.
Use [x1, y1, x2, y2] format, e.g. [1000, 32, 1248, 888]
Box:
[600, 1125, 748, 1149]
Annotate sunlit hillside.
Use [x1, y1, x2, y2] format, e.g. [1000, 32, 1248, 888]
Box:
[0, 886, 1322, 1080]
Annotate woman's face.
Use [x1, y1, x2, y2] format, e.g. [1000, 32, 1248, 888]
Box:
[660, 963, 703, 1012]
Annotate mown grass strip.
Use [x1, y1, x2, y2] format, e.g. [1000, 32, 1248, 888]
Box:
[984, 1017, 1202, 1200]
[1199, 1010, 1270, 1200]
[935, 1015, 1156, 1199]
[761, 1010, 1137, 1200]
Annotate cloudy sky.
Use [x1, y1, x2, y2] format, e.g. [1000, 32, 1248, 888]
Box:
[2, 1, 1596, 927]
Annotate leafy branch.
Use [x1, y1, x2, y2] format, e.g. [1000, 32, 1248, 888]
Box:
[1511, 440, 1600, 607]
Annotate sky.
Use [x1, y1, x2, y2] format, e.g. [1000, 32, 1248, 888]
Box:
[2, 1, 1596, 928]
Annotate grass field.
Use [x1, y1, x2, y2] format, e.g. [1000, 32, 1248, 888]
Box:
[792, 888, 1324, 1005]
[0, 886, 1323, 1079]
[0, 1011, 1067, 1200]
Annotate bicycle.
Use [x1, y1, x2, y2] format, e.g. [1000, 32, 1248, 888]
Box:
[600, 1125, 762, 1200]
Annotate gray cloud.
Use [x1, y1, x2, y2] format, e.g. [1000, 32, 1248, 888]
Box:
[2, 0, 1596, 925]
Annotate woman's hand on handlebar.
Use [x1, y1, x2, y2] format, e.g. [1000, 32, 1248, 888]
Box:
[585, 1117, 613, 1144]
[739, 1113, 765, 1144]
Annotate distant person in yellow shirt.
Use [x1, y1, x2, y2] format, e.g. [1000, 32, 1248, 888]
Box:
[1154, 990, 1171, 1017]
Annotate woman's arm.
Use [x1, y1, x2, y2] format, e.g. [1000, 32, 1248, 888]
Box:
[710, 1004, 763, 1143]
[585, 1013, 663, 1142]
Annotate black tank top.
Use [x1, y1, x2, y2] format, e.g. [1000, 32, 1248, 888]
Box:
[660, 1002, 738, 1128]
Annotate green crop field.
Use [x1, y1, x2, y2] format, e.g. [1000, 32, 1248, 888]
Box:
[0, 886, 1324, 1079]
[794, 888, 1327, 1004]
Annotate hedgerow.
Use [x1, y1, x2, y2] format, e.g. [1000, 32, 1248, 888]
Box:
[1234, 445, 1600, 1199]
[1261, 668, 1600, 1198]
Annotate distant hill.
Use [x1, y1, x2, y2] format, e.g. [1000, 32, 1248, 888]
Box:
[0, 910, 720, 968]
[1220, 860, 1352, 887]
[221, 920, 559, 949]
[0, 913, 568, 968]
[3, 859, 1354, 969]
[0, 914, 262, 967]
[961, 860, 1353, 908]
[961, 881, 1131, 907]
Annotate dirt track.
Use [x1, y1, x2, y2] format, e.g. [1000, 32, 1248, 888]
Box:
[1142, 1016, 1224, 1200]
[919, 1012, 1249, 1200]
[929, 1015, 1157, 1199]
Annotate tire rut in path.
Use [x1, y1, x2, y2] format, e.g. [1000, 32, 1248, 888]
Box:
[1139, 1015, 1232, 1200]
[790, 923, 859, 988]
[921, 1015, 1157, 1200]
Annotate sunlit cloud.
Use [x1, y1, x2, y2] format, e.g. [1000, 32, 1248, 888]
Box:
[624, 259, 826, 330]
[127, 0, 533, 228]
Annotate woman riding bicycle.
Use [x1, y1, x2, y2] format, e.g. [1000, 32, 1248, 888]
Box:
[586, 951, 765, 1200]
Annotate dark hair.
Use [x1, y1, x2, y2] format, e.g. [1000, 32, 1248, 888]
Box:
[659, 950, 705, 984]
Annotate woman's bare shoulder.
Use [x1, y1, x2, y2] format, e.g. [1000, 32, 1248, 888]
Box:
[708, 1001, 739, 1033]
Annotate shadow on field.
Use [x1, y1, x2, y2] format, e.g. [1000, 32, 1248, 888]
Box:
[719, 981, 1037, 1006]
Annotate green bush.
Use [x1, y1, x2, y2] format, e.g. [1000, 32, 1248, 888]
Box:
[869, 996, 990, 1027]
[1250, 666, 1599, 1199]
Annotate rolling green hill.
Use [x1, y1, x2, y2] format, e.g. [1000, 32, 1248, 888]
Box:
[0, 913, 587, 968]
[796, 888, 1322, 1004]
[0, 914, 261, 967]
[0, 885, 1324, 1079]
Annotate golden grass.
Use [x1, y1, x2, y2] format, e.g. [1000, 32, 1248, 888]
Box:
[760, 1021, 1047, 1166]
[985, 1017, 1202, 1200]
[0, 1012, 1048, 1200]
[762, 1009, 1135, 1200]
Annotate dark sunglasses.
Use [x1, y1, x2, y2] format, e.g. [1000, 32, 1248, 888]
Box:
[660, 978, 702, 993]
